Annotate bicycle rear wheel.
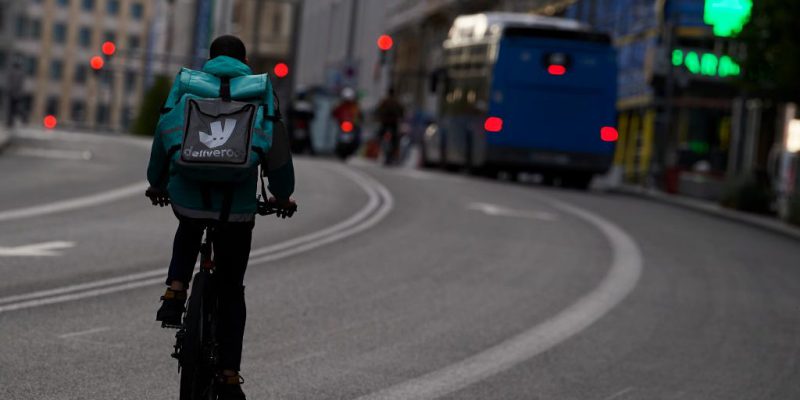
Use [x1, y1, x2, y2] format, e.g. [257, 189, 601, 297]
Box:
[179, 272, 215, 400]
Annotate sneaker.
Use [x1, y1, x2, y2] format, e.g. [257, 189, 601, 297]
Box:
[156, 288, 186, 328]
[216, 374, 246, 400]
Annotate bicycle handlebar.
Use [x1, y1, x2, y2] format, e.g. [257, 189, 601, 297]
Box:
[146, 187, 297, 219]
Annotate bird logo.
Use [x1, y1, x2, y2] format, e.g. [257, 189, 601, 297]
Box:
[199, 119, 236, 149]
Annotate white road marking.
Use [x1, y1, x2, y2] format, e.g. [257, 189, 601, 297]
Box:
[0, 241, 75, 257]
[0, 182, 147, 223]
[603, 387, 635, 400]
[355, 196, 643, 400]
[0, 166, 393, 314]
[13, 147, 92, 161]
[57, 327, 110, 339]
[468, 202, 558, 221]
[13, 128, 151, 148]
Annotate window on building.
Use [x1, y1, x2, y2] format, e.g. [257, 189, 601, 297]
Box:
[125, 69, 137, 90]
[15, 15, 27, 38]
[26, 56, 37, 76]
[74, 65, 87, 84]
[96, 103, 109, 125]
[45, 97, 59, 116]
[53, 23, 67, 44]
[128, 34, 140, 51]
[82, 0, 94, 12]
[79, 27, 91, 47]
[0, 51, 6, 70]
[102, 70, 113, 86]
[122, 106, 132, 128]
[30, 19, 42, 39]
[71, 101, 86, 122]
[272, 10, 282, 36]
[50, 60, 63, 81]
[107, 0, 119, 15]
[130, 2, 144, 20]
[57, 0, 70, 7]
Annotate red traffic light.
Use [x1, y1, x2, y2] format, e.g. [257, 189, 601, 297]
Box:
[43, 115, 58, 129]
[274, 63, 289, 78]
[90, 56, 105, 70]
[377, 35, 393, 51]
[101, 41, 116, 56]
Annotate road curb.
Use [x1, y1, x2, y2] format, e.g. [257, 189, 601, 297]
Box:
[612, 185, 800, 242]
[0, 125, 11, 152]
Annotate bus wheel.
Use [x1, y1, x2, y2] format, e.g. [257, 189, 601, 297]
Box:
[562, 174, 593, 190]
[541, 174, 556, 187]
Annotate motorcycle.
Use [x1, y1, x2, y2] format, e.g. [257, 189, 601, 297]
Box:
[335, 121, 360, 161]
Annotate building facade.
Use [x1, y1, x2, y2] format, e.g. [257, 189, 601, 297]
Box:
[9, 0, 154, 132]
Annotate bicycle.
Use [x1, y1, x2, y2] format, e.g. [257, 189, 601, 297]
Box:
[149, 189, 296, 400]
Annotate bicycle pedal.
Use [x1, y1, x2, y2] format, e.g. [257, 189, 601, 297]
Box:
[161, 322, 182, 329]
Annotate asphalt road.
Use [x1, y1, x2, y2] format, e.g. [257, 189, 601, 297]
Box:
[1, 130, 799, 399]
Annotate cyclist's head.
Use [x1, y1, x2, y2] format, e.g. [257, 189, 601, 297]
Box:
[209, 35, 247, 63]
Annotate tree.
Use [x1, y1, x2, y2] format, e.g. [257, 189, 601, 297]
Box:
[738, 0, 800, 102]
[131, 75, 172, 136]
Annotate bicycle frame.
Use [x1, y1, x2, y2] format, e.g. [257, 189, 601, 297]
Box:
[173, 225, 220, 400]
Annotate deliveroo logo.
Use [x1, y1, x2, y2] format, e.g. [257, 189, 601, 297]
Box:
[704, 0, 753, 38]
[199, 119, 236, 149]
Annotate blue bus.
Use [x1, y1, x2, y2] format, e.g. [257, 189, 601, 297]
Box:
[422, 13, 618, 188]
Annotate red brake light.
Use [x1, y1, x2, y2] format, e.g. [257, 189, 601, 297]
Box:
[601, 127, 619, 142]
[341, 121, 354, 132]
[548, 65, 567, 76]
[484, 117, 503, 132]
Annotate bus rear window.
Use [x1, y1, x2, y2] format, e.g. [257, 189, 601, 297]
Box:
[503, 27, 611, 44]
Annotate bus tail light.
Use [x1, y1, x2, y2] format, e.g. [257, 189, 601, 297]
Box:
[547, 65, 567, 76]
[485, 117, 503, 132]
[601, 126, 619, 142]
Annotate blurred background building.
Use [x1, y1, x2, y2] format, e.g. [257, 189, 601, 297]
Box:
[5, 0, 153, 132]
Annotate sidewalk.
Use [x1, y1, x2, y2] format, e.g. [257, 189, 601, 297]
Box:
[614, 184, 800, 242]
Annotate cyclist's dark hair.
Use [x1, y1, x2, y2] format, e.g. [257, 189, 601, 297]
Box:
[209, 35, 247, 62]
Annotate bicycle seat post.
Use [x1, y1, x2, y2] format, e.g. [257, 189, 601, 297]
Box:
[200, 225, 215, 271]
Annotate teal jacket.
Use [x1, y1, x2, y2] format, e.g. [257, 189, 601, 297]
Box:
[147, 56, 294, 221]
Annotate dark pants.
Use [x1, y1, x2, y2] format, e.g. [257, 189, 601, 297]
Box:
[166, 217, 255, 372]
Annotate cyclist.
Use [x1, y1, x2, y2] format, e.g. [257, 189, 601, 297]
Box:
[146, 35, 295, 400]
[375, 88, 405, 165]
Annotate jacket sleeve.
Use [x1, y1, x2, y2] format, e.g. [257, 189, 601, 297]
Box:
[263, 120, 295, 200]
[146, 132, 168, 188]
[146, 70, 185, 188]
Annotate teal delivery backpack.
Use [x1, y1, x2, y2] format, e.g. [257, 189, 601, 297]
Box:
[157, 67, 278, 183]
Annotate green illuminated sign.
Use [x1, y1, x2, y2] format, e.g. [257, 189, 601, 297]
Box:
[672, 49, 741, 78]
[704, 0, 753, 37]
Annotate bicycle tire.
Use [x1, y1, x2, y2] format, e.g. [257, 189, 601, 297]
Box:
[180, 272, 212, 400]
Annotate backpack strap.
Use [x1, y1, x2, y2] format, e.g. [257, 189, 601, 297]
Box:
[220, 77, 232, 102]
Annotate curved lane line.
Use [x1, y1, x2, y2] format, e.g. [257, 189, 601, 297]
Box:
[354, 195, 643, 400]
[0, 182, 148, 223]
[0, 166, 394, 314]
